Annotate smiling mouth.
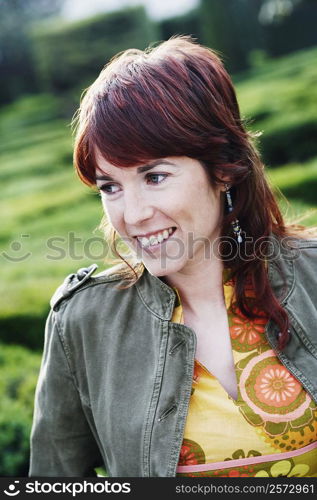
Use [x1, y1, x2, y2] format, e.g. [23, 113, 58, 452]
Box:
[136, 227, 177, 249]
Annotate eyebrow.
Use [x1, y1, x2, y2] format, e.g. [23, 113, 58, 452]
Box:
[95, 160, 176, 181]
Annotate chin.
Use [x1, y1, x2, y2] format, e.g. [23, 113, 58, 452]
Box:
[143, 259, 186, 277]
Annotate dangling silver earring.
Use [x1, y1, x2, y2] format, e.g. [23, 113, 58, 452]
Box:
[224, 183, 243, 243]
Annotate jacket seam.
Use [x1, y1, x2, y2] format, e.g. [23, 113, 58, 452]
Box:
[267, 254, 294, 304]
[280, 257, 295, 304]
[292, 240, 317, 248]
[282, 249, 303, 307]
[55, 306, 111, 472]
[55, 306, 92, 408]
[286, 306, 317, 359]
[136, 283, 175, 320]
[283, 258, 317, 357]
[54, 278, 128, 312]
[142, 318, 170, 477]
[80, 404, 109, 473]
[167, 323, 196, 477]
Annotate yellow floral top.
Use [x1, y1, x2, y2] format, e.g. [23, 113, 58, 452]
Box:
[173, 270, 317, 477]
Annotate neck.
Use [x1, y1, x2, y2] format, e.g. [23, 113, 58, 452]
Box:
[162, 256, 225, 314]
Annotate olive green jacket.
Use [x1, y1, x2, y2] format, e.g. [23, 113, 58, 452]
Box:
[29, 236, 317, 477]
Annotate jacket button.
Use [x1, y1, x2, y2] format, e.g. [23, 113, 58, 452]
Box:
[76, 264, 98, 281]
[77, 268, 88, 280]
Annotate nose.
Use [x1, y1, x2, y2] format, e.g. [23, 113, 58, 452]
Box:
[123, 190, 154, 226]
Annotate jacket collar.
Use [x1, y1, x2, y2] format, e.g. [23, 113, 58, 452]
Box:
[266, 233, 295, 305]
[135, 269, 177, 321]
[135, 233, 295, 320]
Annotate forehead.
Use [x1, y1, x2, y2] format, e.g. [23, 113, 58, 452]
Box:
[94, 151, 139, 182]
[95, 157, 153, 178]
[95, 150, 122, 173]
[94, 150, 181, 179]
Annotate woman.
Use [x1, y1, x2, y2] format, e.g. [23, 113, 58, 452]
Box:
[29, 36, 317, 477]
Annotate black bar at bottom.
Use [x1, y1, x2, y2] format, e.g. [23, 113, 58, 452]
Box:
[0, 477, 316, 499]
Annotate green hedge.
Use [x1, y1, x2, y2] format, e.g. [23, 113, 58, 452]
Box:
[0, 399, 32, 476]
[236, 46, 317, 166]
[0, 343, 107, 477]
[261, 117, 317, 166]
[0, 315, 47, 351]
[30, 7, 156, 93]
[0, 343, 41, 476]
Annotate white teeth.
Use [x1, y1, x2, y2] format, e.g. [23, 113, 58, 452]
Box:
[137, 227, 174, 248]
[150, 235, 158, 245]
[140, 237, 150, 247]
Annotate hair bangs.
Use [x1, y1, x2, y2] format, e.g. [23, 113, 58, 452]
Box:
[73, 39, 236, 185]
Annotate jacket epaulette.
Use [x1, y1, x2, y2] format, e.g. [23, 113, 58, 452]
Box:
[50, 264, 98, 311]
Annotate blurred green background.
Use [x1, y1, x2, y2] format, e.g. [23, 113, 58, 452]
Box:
[0, 0, 316, 476]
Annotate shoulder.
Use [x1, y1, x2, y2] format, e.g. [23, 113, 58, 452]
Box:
[290, 236, 317, 249]
[279, 236, 317, 296]
[290, 237, 317, 286]
[50, 262, 140, 312]
[267, 234, 316, 299]
[269, 234, 317, 262]
[285, 236, 317, 263]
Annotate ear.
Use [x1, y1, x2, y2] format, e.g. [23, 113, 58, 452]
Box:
[218, 174, 232, 192]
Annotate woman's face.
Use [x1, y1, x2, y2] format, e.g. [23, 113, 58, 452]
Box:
[96, 155, 224, 277]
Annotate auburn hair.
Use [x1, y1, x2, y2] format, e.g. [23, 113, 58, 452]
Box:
[73, 35, 312, 351]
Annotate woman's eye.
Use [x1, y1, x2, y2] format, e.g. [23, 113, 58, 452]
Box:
[146, 173, 168, 184]
[99, 183, 120, 194]
[98, 174, 167, 195]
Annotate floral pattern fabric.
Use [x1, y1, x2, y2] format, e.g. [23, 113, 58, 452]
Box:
[173, 270, 317, 477]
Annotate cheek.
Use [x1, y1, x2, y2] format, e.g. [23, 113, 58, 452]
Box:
[101, 198, 121, 231]
[196, 191, 222, 231]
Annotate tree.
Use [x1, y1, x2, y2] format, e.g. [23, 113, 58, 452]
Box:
[199, 0, 264, 73]
[0, 0, 64, 104]
[259, 0, 317, 57]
